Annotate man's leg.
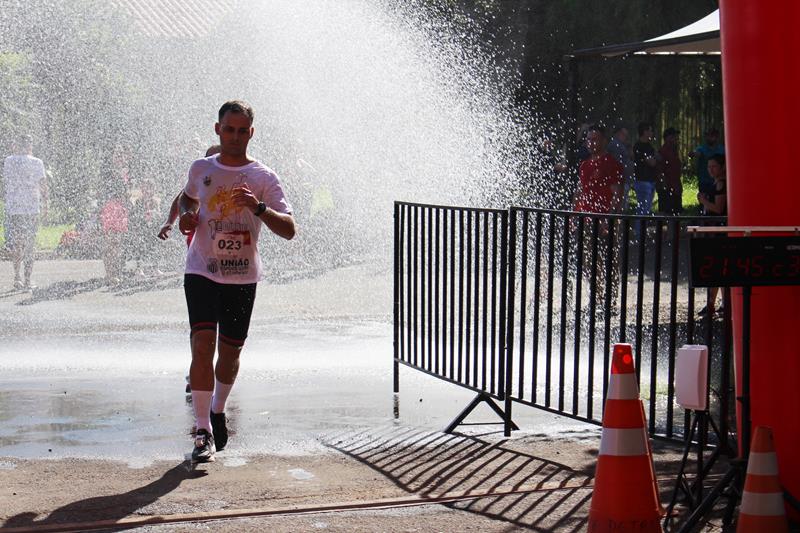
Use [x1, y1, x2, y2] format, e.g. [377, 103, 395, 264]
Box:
[208, 340, 241, 452]
[635, 181, 655, 216]
[8, 217, 23, 287]
[211, 282, 257, 450]
[212, 341, 241, 414]
[184, 274, 221, 461]
[22, 218, 37, 288]
[190, 328, 216, 433]
[11, 250, 22, 287]
[632, 181, 646, 216]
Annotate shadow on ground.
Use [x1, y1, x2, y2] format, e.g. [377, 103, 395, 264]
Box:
[325, 426, 596, 532]
[1, 462, 206, 531]
[11, 276, 181, 305]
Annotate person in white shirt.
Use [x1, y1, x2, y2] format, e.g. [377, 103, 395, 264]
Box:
[178, 100, 296, 463]
[2, 136, 48, 290]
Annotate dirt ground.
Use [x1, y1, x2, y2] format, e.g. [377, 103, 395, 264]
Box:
[1, 427, 723, 532]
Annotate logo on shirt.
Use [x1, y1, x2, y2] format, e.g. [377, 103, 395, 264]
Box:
[208, 219, 251, 241]
[220, 258, 250, 276]
[203, 176, 212, 186]
[207, 186, 243, 219]
[206, 258, 219, 274]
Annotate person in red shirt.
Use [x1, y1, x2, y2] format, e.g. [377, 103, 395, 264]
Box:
[100, 185, 129, 286]
[573, 125, 624, 308]
[574, 125, 624, 214]
[657, 127, 683, 215]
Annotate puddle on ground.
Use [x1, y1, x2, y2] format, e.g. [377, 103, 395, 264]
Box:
[288, 467, 315, 480]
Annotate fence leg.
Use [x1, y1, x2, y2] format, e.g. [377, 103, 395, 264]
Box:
[444, 392, 519, 434]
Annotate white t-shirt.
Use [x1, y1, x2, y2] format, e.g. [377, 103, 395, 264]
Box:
[183, 155, 292, 284]
[3, 155, 45, 215]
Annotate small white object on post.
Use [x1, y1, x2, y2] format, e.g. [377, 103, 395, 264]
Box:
[675, 344, 709, 411]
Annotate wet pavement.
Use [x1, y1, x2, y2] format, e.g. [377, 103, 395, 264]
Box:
[0, 259, 580, 466]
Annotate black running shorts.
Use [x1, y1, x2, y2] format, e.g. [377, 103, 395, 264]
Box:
[184, 274, 258, 346]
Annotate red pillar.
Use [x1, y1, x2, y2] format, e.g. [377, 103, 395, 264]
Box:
[720, 1, 800, 515]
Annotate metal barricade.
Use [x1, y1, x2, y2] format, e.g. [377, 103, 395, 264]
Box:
[394, 201, 731, 443]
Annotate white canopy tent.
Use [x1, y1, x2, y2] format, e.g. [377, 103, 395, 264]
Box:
[563, 10, 722, 165]
[568, 9, 720, 58]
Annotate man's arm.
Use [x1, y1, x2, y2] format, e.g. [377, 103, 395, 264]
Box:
[158, 193, 183, 240]
[40, 171, 49, 219]
[257, 207, 295, 240]
[177, 192, 200, 235]
[231, 182, 295, 240]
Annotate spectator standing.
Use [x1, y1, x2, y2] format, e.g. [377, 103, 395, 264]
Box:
[574, 125, 624, 214]
[99, 183, 129, 286]
[2, 135, 48, 290]
[606, 126, 635, 213]
[573, 125, 624, 308]
[690, 127, 725, 198]
[632, 122, 660, 217]
[697, 153, 727, 316]
[697, 153, 727, 217]
[657, 127, 683, 215]
[129, 178, 162, 277]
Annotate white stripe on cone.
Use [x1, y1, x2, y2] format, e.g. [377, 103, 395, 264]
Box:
[599, 427, 648, 456]
[747, 452, 779, 476]
[740, 491, 786, 516]
[607, 374, 639, 400]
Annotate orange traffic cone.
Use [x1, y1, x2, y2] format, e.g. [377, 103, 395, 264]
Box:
[588, 343, 663, 532]
[736, 426, 789, 532]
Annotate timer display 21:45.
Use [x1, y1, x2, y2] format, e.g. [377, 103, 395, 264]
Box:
[689, 236, 800, 287]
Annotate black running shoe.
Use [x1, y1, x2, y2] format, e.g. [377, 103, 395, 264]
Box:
[192, 429, 215, 463]
[210, 410, 228, 451]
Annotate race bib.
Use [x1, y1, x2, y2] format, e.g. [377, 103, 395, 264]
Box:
[209, 227, 253, 277]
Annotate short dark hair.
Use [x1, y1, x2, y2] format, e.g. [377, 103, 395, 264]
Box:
[612, 125, 627, 135]
[638, 122, 652, 137]
[709, 153, 725, 167]
[218, 100, 254, 124]
[587, 124, 606, 137]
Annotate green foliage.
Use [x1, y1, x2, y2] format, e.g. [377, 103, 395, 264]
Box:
[0, 223, 73, 251]
[0, 1, 150, 224]
[681, 179, 702, 216]
[0, 51, 38, 151]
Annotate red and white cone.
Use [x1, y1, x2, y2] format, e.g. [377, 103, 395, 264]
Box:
[737, 426, 789, 532]
[588, 343, 663, 532]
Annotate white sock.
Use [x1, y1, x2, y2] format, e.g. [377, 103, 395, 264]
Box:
[192, 390, 213, 432]
[211, 379, 234, 414]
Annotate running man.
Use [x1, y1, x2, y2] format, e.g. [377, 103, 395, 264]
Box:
[178, 101, 295, 462]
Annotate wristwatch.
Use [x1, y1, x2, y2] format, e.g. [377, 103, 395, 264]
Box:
[254, 202, 267, 216]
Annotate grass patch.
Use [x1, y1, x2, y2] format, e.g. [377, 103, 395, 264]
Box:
[681, 179, 702, 216]
[0, 223, 75, 251]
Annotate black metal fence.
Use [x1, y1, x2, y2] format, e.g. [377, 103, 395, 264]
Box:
[393, 202, 514, 431]
[394, 201, 731, 444]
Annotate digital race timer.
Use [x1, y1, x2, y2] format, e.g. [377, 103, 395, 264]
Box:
[689, 235, 800, 287]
